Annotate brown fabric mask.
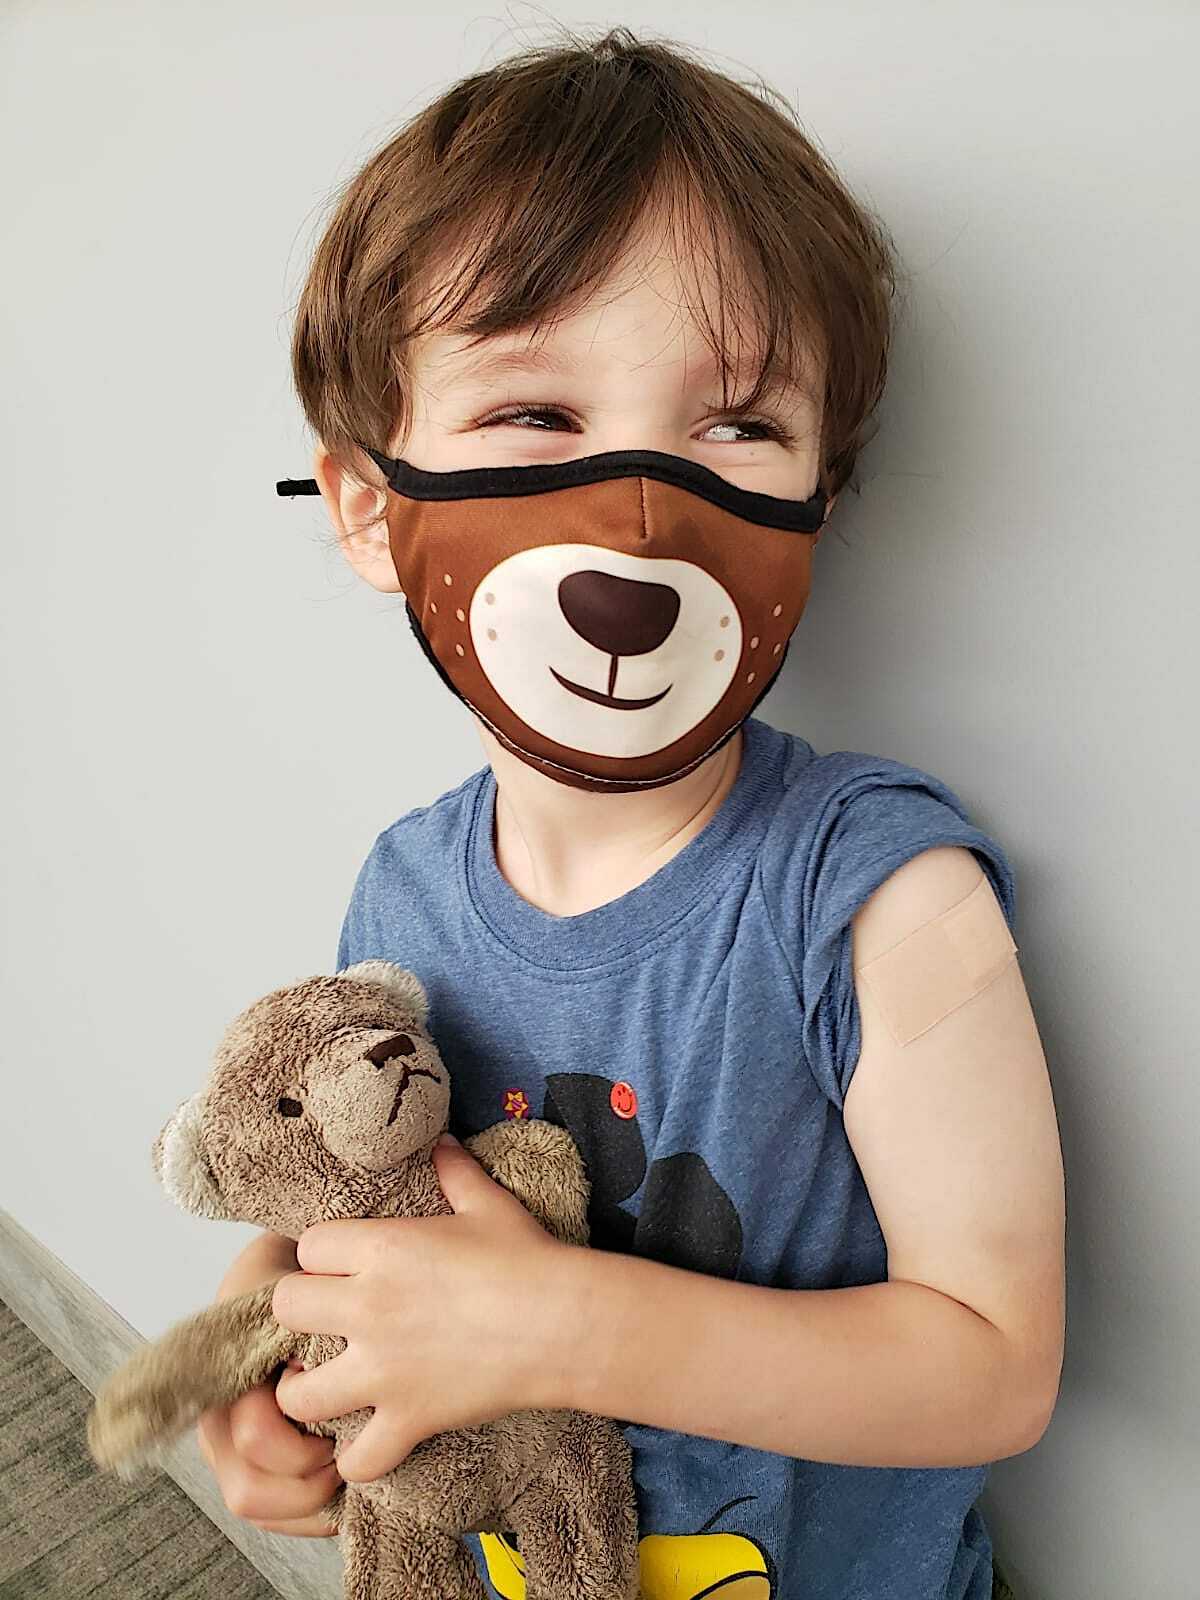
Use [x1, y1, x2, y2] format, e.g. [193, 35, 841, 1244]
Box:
[279, 448, 827, 793]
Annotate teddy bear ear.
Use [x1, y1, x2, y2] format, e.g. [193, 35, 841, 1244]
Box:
[339, 960, 429, 1024]
[152, 1093, 232, 1221]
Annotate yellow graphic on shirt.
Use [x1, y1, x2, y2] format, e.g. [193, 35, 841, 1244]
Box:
[502, 1087, 530, 1119]
[478, 1495, 773, 1598]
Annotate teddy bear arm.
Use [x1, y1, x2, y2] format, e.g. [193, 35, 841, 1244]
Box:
[465, 1120, 591, 1246]
[87, 1281, 300, 1479]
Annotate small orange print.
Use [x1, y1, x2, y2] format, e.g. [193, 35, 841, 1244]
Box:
[503, 1088, 530, 1120]
[610, 1080, 638, 1119]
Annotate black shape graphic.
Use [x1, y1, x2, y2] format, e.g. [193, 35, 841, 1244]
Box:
[543, 1073, 645, 1253]
[541, 1074, 743, 1278]
[634, 1151, 743, 1279]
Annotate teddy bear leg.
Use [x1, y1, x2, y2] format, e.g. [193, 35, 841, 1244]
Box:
[340, 1485, 385, 1600]
[341, 1483, 488, 1600]
[504, 1414, 640, 1600]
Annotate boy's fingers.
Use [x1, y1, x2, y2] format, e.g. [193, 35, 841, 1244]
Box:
[221, 1459, 343, 1525]
[196, 1404, 231, 1471]
[249, 1511, 339, 1539]
[228, 1383, 337, 1476]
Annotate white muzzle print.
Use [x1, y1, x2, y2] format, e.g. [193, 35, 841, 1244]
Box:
[469, 543, 743, 758]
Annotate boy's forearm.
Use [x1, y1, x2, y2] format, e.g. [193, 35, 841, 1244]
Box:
[541, 1247, 1044, 1468]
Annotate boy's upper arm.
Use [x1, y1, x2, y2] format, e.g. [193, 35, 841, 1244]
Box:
[843, 846, 1066, 1424]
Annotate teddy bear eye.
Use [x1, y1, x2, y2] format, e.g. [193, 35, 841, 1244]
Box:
[277, 1097, 303, 1118]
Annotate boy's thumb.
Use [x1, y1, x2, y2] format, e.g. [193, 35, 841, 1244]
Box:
[432, 1130, 509, 1212]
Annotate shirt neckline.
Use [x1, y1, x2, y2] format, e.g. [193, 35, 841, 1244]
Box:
[462, 715, 789, 973]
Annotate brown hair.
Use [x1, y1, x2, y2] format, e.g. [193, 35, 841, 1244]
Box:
[289, 23, 901, 515]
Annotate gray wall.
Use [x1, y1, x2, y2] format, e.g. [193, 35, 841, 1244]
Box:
[2, 4, 1195, 1596]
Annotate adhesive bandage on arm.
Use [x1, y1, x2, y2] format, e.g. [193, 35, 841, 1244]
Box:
[855, 873, 1019, 1047]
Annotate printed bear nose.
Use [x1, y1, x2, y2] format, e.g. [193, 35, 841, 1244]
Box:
[365, 1033, 415, 1068]
[558, 570, 681, 658]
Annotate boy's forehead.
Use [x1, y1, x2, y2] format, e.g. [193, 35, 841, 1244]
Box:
[409, 306, 814, 401]
[408, 336, 819, 424]
[407, 220, 821, 400]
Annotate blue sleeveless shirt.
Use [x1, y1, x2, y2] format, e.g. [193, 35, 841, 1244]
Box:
[335, 714, 1017, 1600]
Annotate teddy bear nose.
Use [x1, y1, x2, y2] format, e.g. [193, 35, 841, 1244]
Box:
[364, 1033, 415, 1068]
[558, 570, 681, 658]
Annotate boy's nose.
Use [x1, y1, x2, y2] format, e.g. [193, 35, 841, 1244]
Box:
[558, 570, 680, 658]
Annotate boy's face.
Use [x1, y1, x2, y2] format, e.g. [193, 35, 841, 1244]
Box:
[320, 216, 831, 596]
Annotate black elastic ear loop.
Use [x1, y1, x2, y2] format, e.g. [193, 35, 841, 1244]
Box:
[277, 447, 827, 533]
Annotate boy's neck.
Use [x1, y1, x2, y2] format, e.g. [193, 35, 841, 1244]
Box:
[476, 718, 745, 918]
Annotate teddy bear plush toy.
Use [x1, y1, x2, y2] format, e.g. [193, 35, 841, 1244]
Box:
[87, 959, 640, 1600]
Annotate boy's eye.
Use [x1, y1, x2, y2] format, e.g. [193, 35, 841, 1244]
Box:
[476, 405, 790, 444]
[701, 417, 789, 444]
[478, 405, 575, 431]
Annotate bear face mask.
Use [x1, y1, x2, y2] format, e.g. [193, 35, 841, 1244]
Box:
[277, 447, 827, 793]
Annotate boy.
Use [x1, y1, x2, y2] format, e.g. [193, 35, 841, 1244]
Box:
[202, 26, 1063, 1599]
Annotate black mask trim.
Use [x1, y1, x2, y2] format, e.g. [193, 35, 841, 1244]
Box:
[278, 445, 827, 535]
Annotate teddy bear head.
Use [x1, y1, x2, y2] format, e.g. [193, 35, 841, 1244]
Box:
[152, 961, 450, 1237]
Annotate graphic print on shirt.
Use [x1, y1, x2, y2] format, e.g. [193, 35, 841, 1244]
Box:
[476, 1072, 769, 1598]
[540, 1072, 744, 1277]
[479, 1494, 776, 1599]
[502, 1087, 530, 1119]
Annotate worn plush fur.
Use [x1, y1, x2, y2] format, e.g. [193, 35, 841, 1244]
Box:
[87, 960, 639, 1600]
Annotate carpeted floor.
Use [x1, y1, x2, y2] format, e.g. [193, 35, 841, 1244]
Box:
[0, 1298, 278, 1599]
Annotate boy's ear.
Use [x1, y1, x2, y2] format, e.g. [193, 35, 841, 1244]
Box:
[313, 443, 403, 595]
[813, 490, 838, 548]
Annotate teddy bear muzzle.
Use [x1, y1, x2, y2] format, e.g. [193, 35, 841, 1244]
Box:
[308, 1032, 451, 1172]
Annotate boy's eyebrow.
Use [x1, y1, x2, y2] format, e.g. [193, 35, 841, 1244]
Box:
[431, 341, 807, 397]
[678, 348, 807, 395]
[429, 345, 575, 387]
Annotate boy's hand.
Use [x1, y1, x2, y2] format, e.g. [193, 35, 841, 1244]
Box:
[272, 1135, 578, 1484]
[197, 1232, 342, 1536]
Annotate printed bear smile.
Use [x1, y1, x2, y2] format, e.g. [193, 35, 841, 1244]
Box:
[549, 665, 672, 712]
